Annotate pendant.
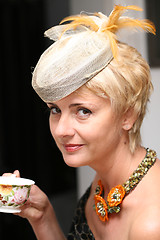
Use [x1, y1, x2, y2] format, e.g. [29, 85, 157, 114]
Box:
[94, 180, 125, 222]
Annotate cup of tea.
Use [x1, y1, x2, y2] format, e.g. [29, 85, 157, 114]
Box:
[0, 175, 35, 213]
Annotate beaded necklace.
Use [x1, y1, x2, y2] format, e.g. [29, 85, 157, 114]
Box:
[94, 148, 156, 222]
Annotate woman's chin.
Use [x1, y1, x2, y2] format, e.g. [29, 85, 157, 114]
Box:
[63, 155, 90, 168]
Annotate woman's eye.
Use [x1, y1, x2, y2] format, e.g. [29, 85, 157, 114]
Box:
[77, 108, 92, 119]
[50, 107, 61, 115]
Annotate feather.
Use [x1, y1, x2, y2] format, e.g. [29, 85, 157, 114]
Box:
[102, 17, 156, 35]
[107, 5, 142, 30]
[117, 18, 156, 35]
[53, 5, 156, 58]
[120, 5, 143, 11]
[100, 5, 155, 59]
[104, 31, 118, 59]
[60, 15, 99, 33]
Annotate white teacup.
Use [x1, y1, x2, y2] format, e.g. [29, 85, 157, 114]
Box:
[0, 175, 35, 213]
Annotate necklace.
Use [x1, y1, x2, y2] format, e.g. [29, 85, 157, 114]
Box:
[94, 148, 157, 222]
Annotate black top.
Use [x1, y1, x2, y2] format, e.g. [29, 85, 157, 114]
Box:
[67, 186, 95, 240]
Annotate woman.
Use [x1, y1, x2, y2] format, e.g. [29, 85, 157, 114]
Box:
[5, 5, 160, 240]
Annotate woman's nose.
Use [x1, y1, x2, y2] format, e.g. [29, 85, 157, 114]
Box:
[54, 115, 75, 138]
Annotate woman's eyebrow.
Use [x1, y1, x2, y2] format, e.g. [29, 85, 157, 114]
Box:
[69, 103, 97, 109]
[47, 102, 95, 109]
[47, 103, 58, 107]
[69, 103, 83, 108]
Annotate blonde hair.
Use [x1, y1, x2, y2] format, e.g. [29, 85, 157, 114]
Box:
[85, 42, 153, 153]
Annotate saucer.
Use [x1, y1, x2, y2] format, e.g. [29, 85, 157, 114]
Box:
[0, 206, 21, 213]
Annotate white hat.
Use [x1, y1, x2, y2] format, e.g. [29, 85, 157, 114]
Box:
[32, 5, 155, 102]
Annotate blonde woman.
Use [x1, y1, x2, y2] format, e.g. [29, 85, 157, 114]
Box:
[6, 5, 160, 240]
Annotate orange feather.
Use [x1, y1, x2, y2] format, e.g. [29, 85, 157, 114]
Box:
[104, 31, 118, 59]
[107, 5, 142, 28]
[117, 18, 156, 35]
[57, 5, 156, 59]
[60, 15, 99, 32]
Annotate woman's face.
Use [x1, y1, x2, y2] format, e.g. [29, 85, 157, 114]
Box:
[47, 88, 123, 168]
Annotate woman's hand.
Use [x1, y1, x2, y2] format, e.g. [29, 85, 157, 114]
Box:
[2, 170, 66, 240]
[18, 184, 50, 224]
[3, 170, 49, 223]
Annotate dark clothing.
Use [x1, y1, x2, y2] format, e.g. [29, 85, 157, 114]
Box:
[67, 186, 95, 240]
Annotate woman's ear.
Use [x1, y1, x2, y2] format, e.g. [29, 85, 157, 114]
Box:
[122, 109, 137, 131]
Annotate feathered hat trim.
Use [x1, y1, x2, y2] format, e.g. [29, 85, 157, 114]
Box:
[32, 5, 156, 102]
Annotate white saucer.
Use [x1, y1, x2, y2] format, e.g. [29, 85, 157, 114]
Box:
[0, 207, 21, 213]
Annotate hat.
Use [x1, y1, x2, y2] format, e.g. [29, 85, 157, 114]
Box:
[32, 5, 155, 102]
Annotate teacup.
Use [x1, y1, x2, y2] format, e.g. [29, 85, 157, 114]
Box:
[0, 175, 35, 213]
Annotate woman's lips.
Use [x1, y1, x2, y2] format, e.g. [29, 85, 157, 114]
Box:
[63, 144, 84, 152]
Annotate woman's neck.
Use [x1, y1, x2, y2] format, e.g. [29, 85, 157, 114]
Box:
[90, 143, 146, 193]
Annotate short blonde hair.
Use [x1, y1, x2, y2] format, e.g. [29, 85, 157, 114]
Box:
[85, 42, 153, 153]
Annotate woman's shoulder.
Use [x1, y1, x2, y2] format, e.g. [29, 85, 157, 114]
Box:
[129, 204, 160, 240]
[129, 157, 160, 239]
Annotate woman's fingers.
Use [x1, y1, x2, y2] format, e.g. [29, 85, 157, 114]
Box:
[13, 170, 20, 177]
[2, 173, 13, 177]
[14, 185, 49, 222]
[2, 170, 20, 177]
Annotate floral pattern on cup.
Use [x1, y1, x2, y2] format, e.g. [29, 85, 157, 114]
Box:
[0, 185, 31, 208]
[0, 185, 13, 195]
[14, 188, 29, 204]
